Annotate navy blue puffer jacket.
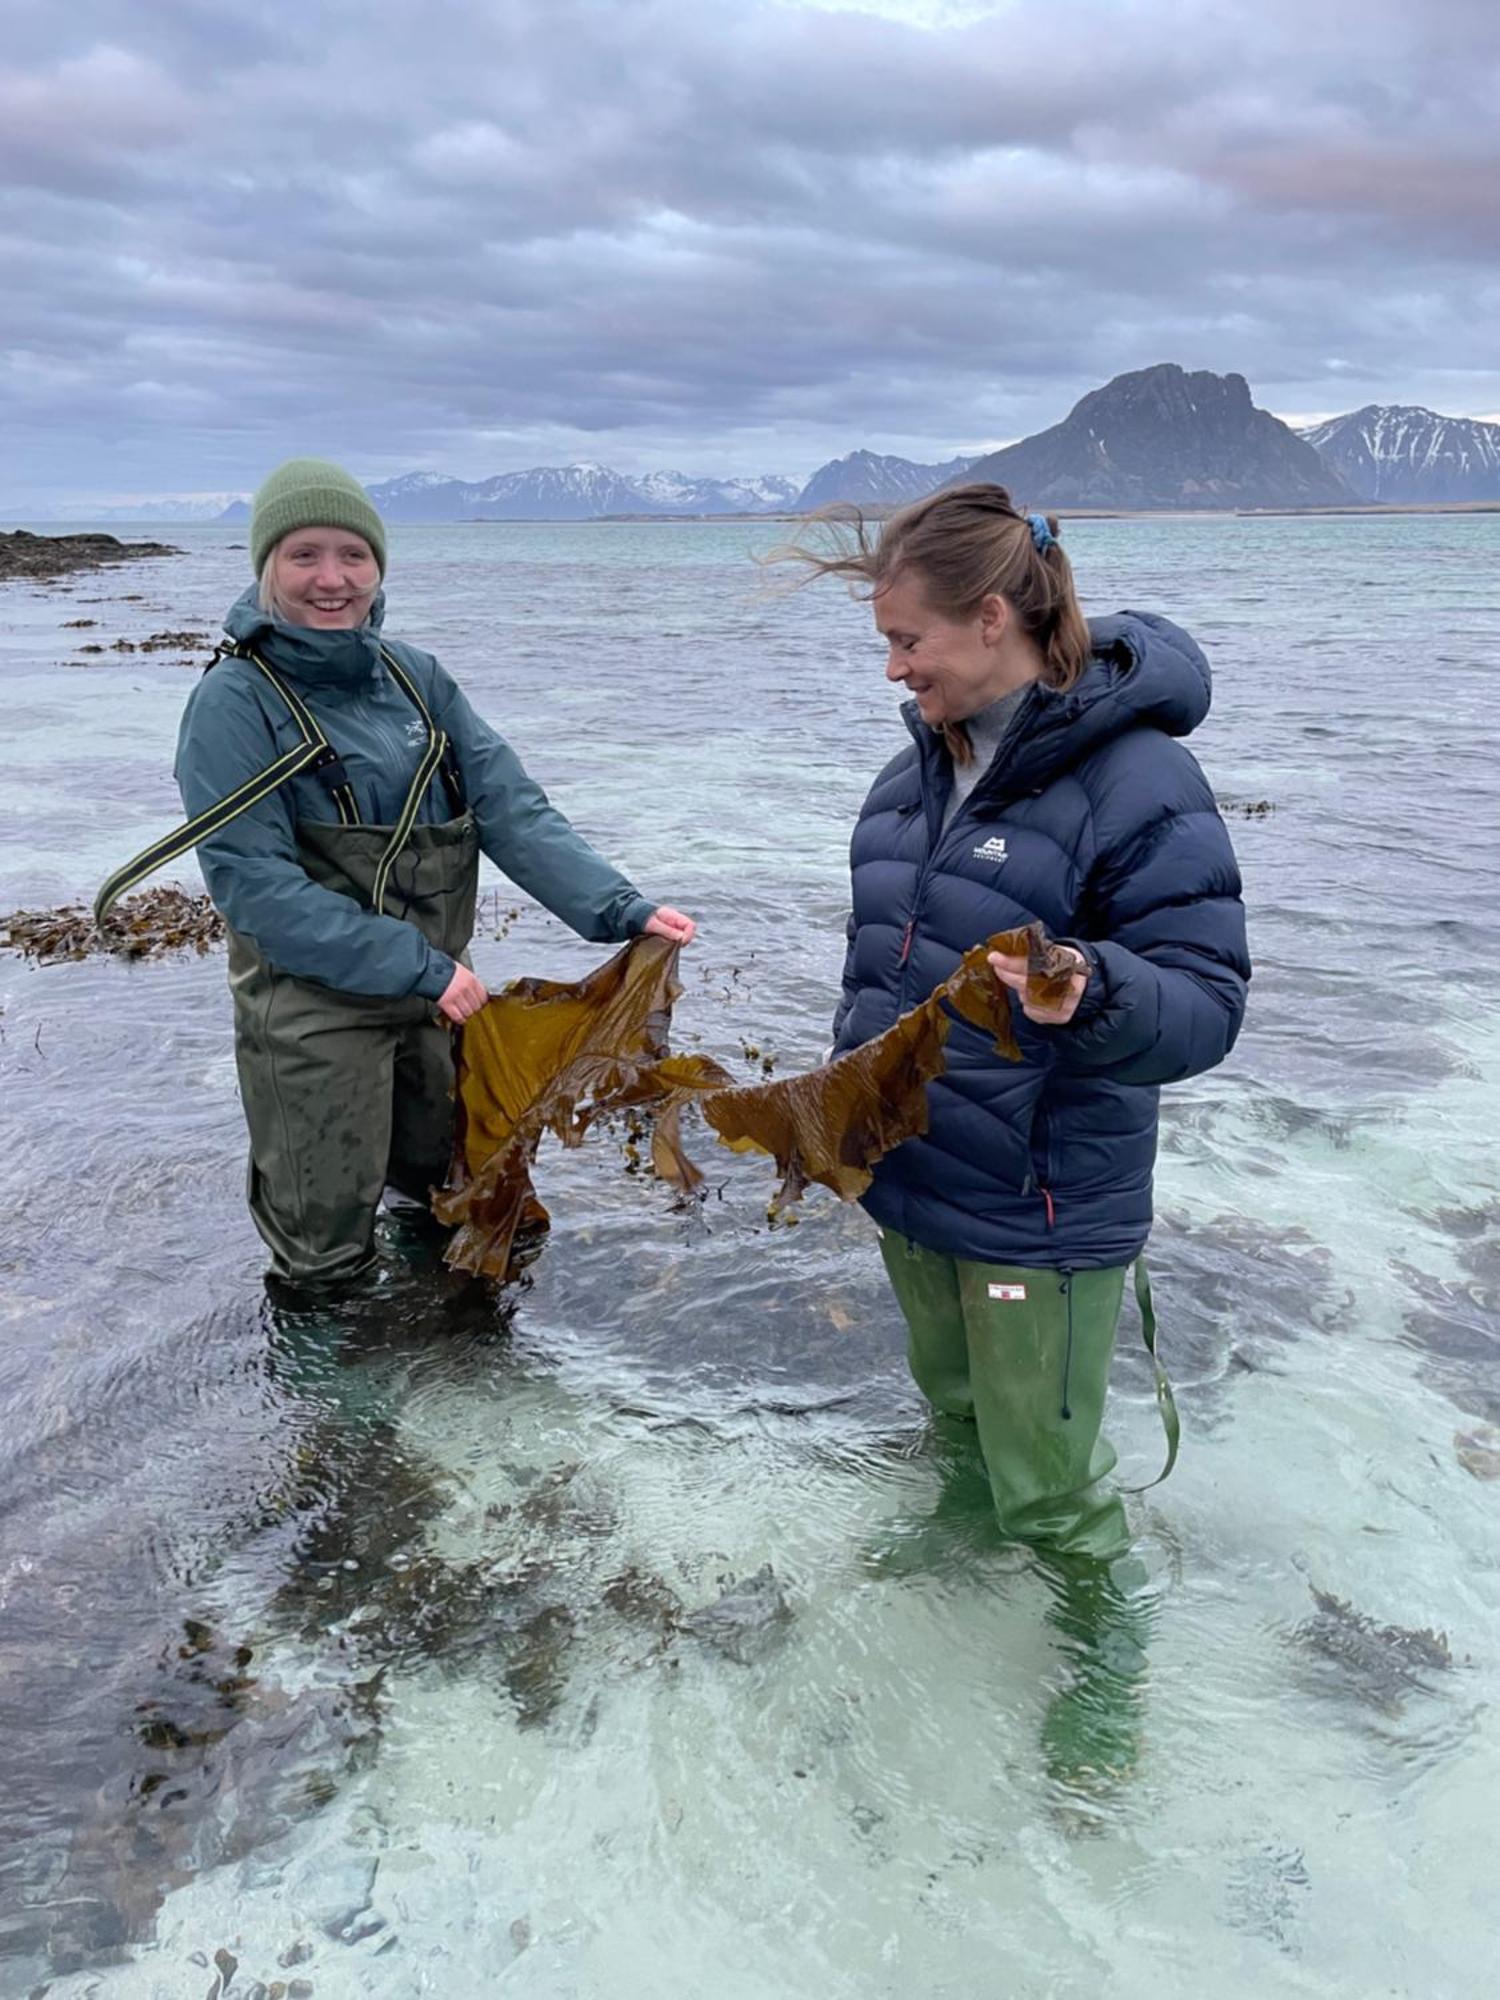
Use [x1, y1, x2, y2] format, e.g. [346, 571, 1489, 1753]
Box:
[833, 612, 1250, 1269]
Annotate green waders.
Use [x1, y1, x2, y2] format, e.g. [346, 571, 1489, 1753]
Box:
[877, 1230, 1131, 1561]
[877, 1229, 1181, 1791]
[231, 811, 480, 1288]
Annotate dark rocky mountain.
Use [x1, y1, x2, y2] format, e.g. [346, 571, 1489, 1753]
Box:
[794, 449, 976, 511]
[1299, 406, 1500, 502]
[958, 364, 1354, 509]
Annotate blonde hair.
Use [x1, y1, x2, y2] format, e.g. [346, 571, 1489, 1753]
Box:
[770, 482, 1093, 761]
[256, 545, 292, 623]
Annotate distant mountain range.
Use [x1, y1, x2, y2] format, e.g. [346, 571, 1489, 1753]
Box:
[220, 464, 802, 523]
[25, 372, 1500, 526]
[1296, 405, 1500, 503]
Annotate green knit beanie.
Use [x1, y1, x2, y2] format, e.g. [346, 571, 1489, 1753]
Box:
[250, 457, 387, 576]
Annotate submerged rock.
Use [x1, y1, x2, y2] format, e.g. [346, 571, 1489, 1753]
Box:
[34, 1619, 384, 1977]
[1455, 1425, 1500, 1480]
[1398, 1201, 1500, 1427]
[682, 1564, 794, 1665]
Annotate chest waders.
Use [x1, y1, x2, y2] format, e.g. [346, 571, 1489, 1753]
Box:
[97, 644, 480, 1288]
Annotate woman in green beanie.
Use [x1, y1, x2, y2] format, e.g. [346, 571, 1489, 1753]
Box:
[101, 457, 694, 1291]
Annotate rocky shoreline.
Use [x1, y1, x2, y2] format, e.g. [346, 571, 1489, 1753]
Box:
[0, 528, 180, 582]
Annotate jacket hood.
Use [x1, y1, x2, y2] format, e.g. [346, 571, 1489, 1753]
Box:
[905, 610, 1212, 807]
[222, 582, 388, 689]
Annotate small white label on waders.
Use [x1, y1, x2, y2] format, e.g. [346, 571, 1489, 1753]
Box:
[988, 1283, 1027, 1301]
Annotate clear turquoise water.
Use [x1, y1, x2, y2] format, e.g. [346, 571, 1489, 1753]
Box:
[1, 517, 1496, 1995]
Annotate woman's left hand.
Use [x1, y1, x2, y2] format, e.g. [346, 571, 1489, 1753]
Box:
[645, 906, 697, 945]
[988, 945, 1088, 1025]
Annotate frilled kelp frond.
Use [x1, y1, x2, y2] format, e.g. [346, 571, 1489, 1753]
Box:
[434, 935, 735, 1281]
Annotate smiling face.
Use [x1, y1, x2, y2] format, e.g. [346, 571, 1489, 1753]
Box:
[873, 568, 1035, 726]
[267, 526, 380, 629]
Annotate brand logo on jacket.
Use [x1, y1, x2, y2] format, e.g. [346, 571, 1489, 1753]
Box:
[404, 719, 427, 744]
[972, 836, 1008, 864]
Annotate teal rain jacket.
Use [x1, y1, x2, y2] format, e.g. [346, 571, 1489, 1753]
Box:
[175, 587, 655, 1000]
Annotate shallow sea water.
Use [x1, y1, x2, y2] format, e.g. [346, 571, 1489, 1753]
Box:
[1, 517, 1497, 1996]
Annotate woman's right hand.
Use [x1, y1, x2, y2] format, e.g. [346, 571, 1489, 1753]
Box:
[437, 965, 489, 1024]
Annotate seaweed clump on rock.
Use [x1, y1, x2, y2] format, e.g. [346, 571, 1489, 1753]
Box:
[1, 886, 224, 963]
[1289, 1584, 1457, 1717]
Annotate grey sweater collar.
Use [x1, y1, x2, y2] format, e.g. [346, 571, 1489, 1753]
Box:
[940, 684, 1031, 830]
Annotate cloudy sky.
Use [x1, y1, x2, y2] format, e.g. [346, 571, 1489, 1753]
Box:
[3, 0, 1498, 507]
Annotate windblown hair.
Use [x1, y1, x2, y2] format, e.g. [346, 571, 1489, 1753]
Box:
[769, 482, 1093, 761]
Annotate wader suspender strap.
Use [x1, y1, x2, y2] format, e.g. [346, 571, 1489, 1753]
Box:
[93, 647, 355, 926]
[1119, 1255, 1181, 1493]
[369, 647, 460, 917]
[246, 651, 361, 828]
[93, 643, 455, 928]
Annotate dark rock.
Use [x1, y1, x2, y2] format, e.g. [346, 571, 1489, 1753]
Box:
[683, 1564, 793, 1664]
[0, 530, 179, 583]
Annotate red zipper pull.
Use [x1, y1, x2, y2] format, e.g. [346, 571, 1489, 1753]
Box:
[1041, 1187, 1056, 1229]
[898, 918, 915, 966]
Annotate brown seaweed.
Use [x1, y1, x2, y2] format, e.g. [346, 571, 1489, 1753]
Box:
[440, 926, 1040, 1278]
[434, 935, 735, 1281]
[1290, 1585, 1455, 1715]
[1, 887, 224, 964]
[1022, 920, 1085, 1010]
[703, 929, 1027, 1214]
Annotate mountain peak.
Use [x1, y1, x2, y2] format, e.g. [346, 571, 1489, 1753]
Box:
[961, 364, 1350, 509]
[794, 449, 977, 511]
[1299, 404, 1500, 501]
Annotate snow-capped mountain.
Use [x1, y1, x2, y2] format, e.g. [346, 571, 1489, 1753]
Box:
[1298, 406, 1500, 502]
[30, 493, 251, 522]
[794, 450, 978, 511]
[230, 464, 803, 523]
[630, 470, 802, 514]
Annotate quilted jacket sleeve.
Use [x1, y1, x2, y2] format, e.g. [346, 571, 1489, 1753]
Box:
[1052, 738, 1250, 1085]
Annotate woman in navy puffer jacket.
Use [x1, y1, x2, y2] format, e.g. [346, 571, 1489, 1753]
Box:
[794, 485, 1249, 1564]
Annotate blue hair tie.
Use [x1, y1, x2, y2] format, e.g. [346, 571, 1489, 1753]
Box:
[1026, 511, 1056, 554]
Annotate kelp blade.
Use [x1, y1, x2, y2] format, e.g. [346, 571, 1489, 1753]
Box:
[704, 931, 1027, 1207]
[705, 1003, 950, 1210]
[436, 937, 733, 1281]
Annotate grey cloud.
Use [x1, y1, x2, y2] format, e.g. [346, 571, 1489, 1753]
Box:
[3, 0, 1500, 504]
